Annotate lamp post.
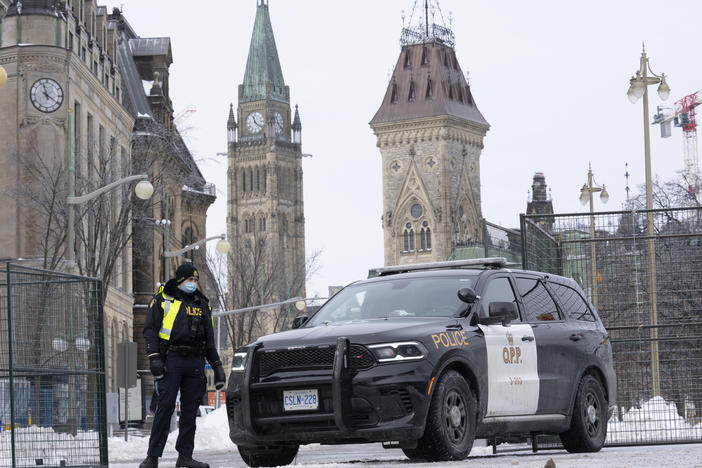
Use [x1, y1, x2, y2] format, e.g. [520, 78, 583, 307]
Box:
[164, 233, 231, 258]
[579, 165, 609, 310]
[66, 172, 153, 266]
[626, 46, 669, 397]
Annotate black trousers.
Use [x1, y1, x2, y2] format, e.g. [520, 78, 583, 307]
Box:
[147, 353, 206, 458]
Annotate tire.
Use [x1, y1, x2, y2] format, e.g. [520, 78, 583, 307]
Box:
[560, 374, 608, 453]
[237, 444, 299, 467]
[404, 370, 476, 461]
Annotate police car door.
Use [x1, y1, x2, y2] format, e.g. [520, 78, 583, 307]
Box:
[515, 276, 574, 415]
[477, 276, 539, 417]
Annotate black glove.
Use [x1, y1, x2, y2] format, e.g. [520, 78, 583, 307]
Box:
[213, 361, 226, 390]
[149, 355, 165, 381]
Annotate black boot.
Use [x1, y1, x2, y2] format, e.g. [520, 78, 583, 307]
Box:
[139, 455, 158, 468]
[175, 454, 210, 468]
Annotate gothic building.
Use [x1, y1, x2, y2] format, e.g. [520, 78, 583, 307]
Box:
[526, 172, 554, 231]
[227, 1, 306, 311]
[370, 5, 490, 265]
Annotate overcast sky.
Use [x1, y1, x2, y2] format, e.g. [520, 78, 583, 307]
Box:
[118, 0, 702, 298]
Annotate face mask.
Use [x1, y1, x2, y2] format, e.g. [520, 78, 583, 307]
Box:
[180, 281, 197, 294]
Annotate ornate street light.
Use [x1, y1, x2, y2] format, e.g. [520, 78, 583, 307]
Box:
[164, 233, 230, 258]
[627, 45, 668, 398]
[579, 165, 608, 311]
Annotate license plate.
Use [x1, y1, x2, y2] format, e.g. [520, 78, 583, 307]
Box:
[283, 389, 318, 411]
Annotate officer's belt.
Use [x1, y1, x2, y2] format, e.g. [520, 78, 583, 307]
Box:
[168, 344, 205, 357]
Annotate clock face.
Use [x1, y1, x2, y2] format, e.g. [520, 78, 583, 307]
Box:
[30, 78, 64, 113]
[274, 111, 284, 134]
[246, 111, 264, 134]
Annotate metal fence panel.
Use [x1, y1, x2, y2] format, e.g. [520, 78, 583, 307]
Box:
[0, 263, 107, 468]
[521, 207, 702, 446]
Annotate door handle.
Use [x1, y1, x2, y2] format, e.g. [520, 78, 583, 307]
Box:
[569, 334, 582, 342]
[522, 336, 534, 342]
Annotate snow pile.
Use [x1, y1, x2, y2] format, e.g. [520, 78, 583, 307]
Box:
[109, 406, 233, 461]
[0, 425, 101, 466]
[607, 396, 702, 444]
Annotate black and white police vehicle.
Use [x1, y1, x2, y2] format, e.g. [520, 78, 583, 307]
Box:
[225, 258, 616, 467]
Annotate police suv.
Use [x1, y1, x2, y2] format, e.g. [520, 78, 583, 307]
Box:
[225, 258, 616, 467]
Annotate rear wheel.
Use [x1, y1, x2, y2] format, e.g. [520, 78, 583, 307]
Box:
[237, 444, 299, 467]
[560, 375, 607, 453]
[403, 370, 476, 461]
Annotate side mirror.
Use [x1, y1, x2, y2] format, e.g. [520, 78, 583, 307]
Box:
[292, 315, 308, 329]
[480, 302, 519, 326]
[457, 287, 478, 304]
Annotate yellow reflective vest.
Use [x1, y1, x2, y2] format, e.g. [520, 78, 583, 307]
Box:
[156, 287, 213, 341]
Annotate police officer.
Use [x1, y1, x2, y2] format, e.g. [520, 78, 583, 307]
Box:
[139, 264, 226, 468]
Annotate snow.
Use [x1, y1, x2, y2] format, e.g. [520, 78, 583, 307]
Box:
[137, 112, 153, 119]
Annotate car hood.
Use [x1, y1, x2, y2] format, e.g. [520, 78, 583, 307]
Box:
[252, 317, 454, 349]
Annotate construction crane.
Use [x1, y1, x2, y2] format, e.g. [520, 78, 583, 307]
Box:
[652, 90, 701, 194]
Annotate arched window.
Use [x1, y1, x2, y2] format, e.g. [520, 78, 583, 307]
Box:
[426, 77, 433, 99]
[408, 80, 416, 102]
[403, 230, 409, 252]
[391, 82, 398, 103]
[426, 227, 432, 250]
[249, 168, 254, 192]
[421, 46, 429, 66]
[242, 171, 246, 193]
[409, 229, 415, 251]
[263, 168, 267, 193]
[404, 49, 412, 68]
[256, 167, 260, 192]
[420, 228, 426, 250]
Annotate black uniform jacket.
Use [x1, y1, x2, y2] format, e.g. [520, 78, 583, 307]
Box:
[143, 278, 221, 367]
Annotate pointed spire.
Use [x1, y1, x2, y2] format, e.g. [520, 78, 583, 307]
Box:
[227, 103, 237, 129]
[292, 104, 301, 130]
[241, 1, 287, 103]
[292, 105, 302, 144]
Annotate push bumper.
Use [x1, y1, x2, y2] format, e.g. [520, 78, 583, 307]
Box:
[226, 338, 433, 445]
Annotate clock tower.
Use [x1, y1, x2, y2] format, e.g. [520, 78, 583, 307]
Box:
[227, 0, 306, 314]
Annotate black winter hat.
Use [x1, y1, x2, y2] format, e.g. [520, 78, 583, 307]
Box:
[174, 263, 199, 284]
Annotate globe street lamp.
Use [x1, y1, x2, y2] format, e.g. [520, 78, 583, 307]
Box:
[163, 233, 231, 258]
[579, 165, 608, 310]
[627, 46, 669, 398]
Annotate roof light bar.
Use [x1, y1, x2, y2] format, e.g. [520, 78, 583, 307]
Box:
[372, 257, 508, 277]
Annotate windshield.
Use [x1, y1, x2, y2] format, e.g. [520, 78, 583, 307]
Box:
[307, 276, 474, 326]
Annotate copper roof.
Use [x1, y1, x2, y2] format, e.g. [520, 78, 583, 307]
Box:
[370, 41, 488, 128]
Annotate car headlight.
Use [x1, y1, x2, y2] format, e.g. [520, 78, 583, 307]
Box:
[368, 341, 426, 363]
[231, 352, 248, 372]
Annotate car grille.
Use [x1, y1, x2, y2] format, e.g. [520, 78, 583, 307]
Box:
[258, 345, 374, 376]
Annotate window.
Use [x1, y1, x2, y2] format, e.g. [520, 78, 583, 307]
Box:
[409, 229, 415, 251]
[479, 277, 519, 321]
[421, 46, 429, 66]
[516, 277, 561, 322]
[242, 171, 246, 192]
[403, 230, 409, 252]
[68, 32, 74, 51]
[448, 83, 453, 100]
[550, 283, 596, 322]
[402, 223, 414, 253]
[244, 219, 249, 233]
[249, 168, 253, 192]
[426, 227, 431, 250]
[391, 82, 398, 103]
[420, 222, 432, 251]
[256, 167, 260, 192]
[408, 80, 416, 102]
[404, 49, 411, 68]
[263, 168, 267, 193]
[426, 77, 433, 99]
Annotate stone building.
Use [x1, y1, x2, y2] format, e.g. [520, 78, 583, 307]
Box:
[226, 0, 306, 319]
[526, 172, 554, 231]
[0, 1, 215, 396]
[370, 7, 490, 266]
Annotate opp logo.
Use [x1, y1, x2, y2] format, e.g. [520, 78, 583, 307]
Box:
[503, 346, 521, 364]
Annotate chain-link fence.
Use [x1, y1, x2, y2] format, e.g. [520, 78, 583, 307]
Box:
[521, 207, 702, 446]
[449, 219, 523, 264]
[0, 263, 107, 468]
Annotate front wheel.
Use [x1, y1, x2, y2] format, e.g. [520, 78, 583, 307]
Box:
[404, 370, 476, 461]
[560, 374, 607, 453]
[237, 444, 299, 467]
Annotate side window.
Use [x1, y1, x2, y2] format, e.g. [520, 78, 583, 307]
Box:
[516, 277, 561, 322]
[550, 283, 596, 322]
[480, 277, 520, 322]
